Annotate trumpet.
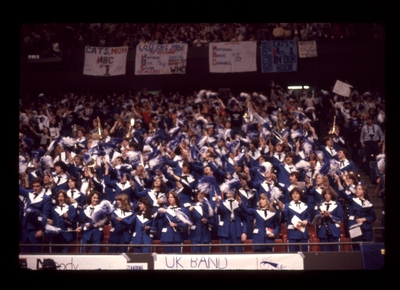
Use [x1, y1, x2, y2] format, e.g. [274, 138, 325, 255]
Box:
[328, 116, 336, 136]
[125, 118, 135, 138]
[97, 117, 103, 141]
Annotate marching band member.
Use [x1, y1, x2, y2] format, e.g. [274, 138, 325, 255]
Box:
[157, 191, 189, 253]
[47, 190, 77, 253]
[131, 197, 157, 253]
[76, 191, 104, 253]
[281, 187, 310, 253]
[188, 191, 215, 253]
[314, 187, 343, 251]
[239, 193, 280, 252]
[108, 193, 135, 253]
[19, 177, 53, 253]
[214, 179, 247, 253]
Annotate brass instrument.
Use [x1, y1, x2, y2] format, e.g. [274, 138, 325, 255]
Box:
[125, 118, 135, 138]
[97, 117, 103, 140]
[328, 116, 336, 136]
[87, 159, 97, 168]
[272, 130, 284, 143]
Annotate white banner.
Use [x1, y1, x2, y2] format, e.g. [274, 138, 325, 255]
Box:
[135, 43, 188, 75]
[153, 253, 304, 270]
[19, 255, 128, 270]
[83, 46, 129, 76]
[333, 80, 353, 97]
[298, 41, 318, 58]
[209, 42, 257, 73]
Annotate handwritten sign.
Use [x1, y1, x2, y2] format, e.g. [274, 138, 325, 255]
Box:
[298, 41, 317, 58]
[83, 46, 128, 76]
[153, 253, 304, 270]
[261, 40, 298, 73]
[209, 42, 257, 73]
[333, 80, 353, 97]
[135, 43, 188, 75]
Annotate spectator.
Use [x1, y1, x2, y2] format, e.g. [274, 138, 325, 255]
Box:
[272, 23, 284, 40]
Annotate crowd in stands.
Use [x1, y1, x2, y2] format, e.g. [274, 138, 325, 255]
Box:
[20, 23, 384, 57]
[19, 81, 385, 254]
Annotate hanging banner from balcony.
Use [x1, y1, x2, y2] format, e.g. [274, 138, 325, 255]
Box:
[209, 41, 257, 73]
[260, 40, 297, 73]
[135, 43, 188, 75]
[298, 41, 318, 58]
[83, 46, 129, 76]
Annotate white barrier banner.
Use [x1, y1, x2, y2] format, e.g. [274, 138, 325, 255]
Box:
[135, 43, 188, 75]
[153, 253, 304, 270]
[298, 41, 318, 58]
[19, 253, 304, 270]
[19, 255, 128, 270]
[83, 46, 129, 76]
[209, 41, 257, 73]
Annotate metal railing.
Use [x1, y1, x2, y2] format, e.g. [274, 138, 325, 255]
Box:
[19, 240, 380, 254]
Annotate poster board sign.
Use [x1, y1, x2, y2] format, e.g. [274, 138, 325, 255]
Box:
[261, 40, 298, 73]
[298, 41, 318, 58]
[209, 41, 257, 73]
[333, 80, 353, 97]
[83, 46, 128, 76]
[135, 43, 188, 75]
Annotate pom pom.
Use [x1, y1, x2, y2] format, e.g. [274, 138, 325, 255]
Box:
[198, 89, 207, 98]
[117, 164, 132, 179]
[19, 156, 28, 175]
[176, 210, 192, 226]
[302, 140, 313, 155]
[22, 136, 35, 149]
[234, 152, 246, 166]
[31, 148, 45, 163]
[291, 130, 303, 141]
[202, 197, 214, 217]
[226, 139, 240, 154]
[206, 90, 218, 98]
[319, 159, 341, 177]
[60, 137, 76, 152]
[377, 154, 385, 174]
[82, 153, 93, 165]
[168, 126, 181, 138]
[269, 186, 282, 203]
[44, 224, 64, 235]
[126, 151, 141, 166]
[92, 200, 113, 227]
[239, 92, 250, 101]
[197, 176, 216, 195]
[148, 155, 164, 171]
[315, 150, 324, 161]
[196, 135, 208, 148]
[195, 116, 208, 130]
[220, 178, 241, 195]
[258, 93, 268, 102]
[292, 110, 309, 124]
[37, 155, 53, 174]
[295, 160, 310, 171]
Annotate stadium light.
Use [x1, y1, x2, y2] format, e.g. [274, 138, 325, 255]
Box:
[287, 85, 310, 90]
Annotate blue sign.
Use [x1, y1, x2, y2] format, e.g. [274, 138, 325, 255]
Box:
[260, 40, 297, 73]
